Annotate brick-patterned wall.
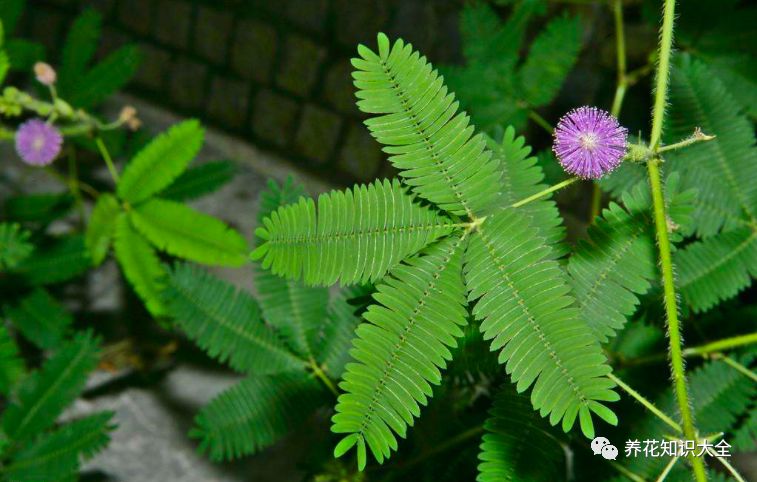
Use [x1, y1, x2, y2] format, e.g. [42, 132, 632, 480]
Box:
[25, 0, 463, 184]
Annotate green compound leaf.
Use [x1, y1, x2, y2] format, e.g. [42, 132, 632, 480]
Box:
[0, 222, 33, 271]
[0, 324, 24, 396]
[252, 178, 456, 286]
[191, 373, 324, 461]
[465, 208, 618, 439]
[254, 178, 328, 358]
[164, 263, 304, 375]
[666, 56, 757, 236]
[158, 160, 236, 202]
[676, 227, 757, 313]
[130, 198, 247, 267]
[5, 288, 73, 350]
[12, 235, 90, 286]
[2, 331, 100, 443]
[58, 8, 101, 93]
[4, 411, 114, 482]
[478, 385, 564, 482]
[113, 214, 167, 317]
[67, 44, 141, 109]
[332, 235, 468, 467]
[85, 193, 121, 267]
[352, 33, 504, 217]
[117, 120, 204, 205]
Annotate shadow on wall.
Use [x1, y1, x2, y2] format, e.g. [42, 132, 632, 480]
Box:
[25, 0, 464, 184]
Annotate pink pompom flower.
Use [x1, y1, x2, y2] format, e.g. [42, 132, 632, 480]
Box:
[15, 119, 63, 166]
[552, 106, 628, 179]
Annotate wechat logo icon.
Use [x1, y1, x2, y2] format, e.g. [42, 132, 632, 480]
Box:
[591, 436, 618, 460]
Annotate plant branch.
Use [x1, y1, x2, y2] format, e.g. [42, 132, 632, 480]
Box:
[719, 355, 757, 383]
[511, 177, 578, 208]
[95, 137, 120, 184]
[655, 456, 679, 482]
[683, 332, 757, 357]
[647, 1, 707, 480]
[656, 128, 716, 154]
[608, 373, 682, 433]
[706, 448, 747, 482]
[528, 109, 553, 134]
[397, 424, 484, 471]
[309, 358, 339, 397]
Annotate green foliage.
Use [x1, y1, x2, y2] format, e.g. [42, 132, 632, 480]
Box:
[158, 160, 236, 202]
[56, 8, 141, 108]
[105, 120, 245, 310]
[2, 331, 100, 442]
[117, 120, 205, 205]
[352, 33, 502, 216]
[488, 127, 565, 256]
[466, 208, 618, 438]
[252, 178, 455, 285]
[665, 56, 757, 238]
[3, 412, 115, 482]
[3, 193, 73, 224]
[477, 385, 564, 482]
[255, 34, 619, 470]
[12, 235, 90, 285]
[0, 324, 23, 395]
[625, 356, 756, 478]
[444, 3, 583, 132]
[676, 227, 757, 313]
[85, 193, 120, 266]
[0, 222, 32, 270]
[130, 198, 247, 267]
[163, 263, 304, 375]
[4, 288, 72, 349]
[113, 214, 167, 316]
[332, 235, 469, 468]
[191, 373, 324, 461]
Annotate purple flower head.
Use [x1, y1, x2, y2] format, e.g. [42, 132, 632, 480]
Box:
[552, 106, 628, 179]
[15, 119, 63, 166]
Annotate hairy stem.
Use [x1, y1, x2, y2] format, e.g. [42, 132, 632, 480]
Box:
[647, 1, 707, 480]
[655, 456, 680, 482]
[720, 356, 757, 383]
[656, 128, 716, 154]
[608, 373, 682, 433]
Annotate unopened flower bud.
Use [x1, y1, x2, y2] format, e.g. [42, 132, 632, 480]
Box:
[119, 105, 141, 131]
[34, 62, 57, 86]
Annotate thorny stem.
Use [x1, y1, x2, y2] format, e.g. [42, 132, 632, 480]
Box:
[309, 358, 339, 397]
[647, 1, 707, 480]
[607, 373, 682, 433]
[95, 137, 120, 184]
[511, 177, 578, 208]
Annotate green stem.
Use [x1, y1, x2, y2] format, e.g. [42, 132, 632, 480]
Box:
[647, 2, 706, 480]
[655, 456, 680, 482]
[608, 373, 682, 433]
[511, 177, 578, 208]
[706, 447, 747, 482]
[398, 424, 484, 470]
[528, 109, 553, 134]
[95, 137, 120, 184]
[683, 332, 757, 357]
[720, 355, 757, 383]
[309, 359, 339, 397]
[656, 129, 715, 154]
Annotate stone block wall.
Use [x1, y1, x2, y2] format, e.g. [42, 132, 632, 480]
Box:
[23, 0, 464, 184]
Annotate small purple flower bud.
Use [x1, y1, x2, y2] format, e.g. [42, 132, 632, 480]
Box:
[15, 119, 63, 166]
[34, 62, 57, 86]
[552, 106, 628, 179]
